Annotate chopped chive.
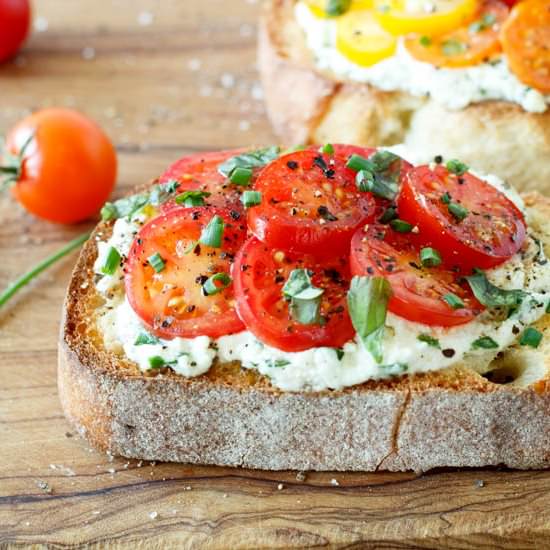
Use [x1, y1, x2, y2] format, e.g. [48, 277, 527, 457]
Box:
[175, 190, 211, 207]
[346, 154, 372, 173]
[471, 336, 499, 350]
[135, 332, 160, 346]
[418, 333, 440, 348]
[441, 192, 451, 205]
[379, 206, 398, 224]
[335, 348, 345, 360]
[147, 252, 165, 273]
[229, 167, 253, 186]
[321, 143, 334, 155]
[420, 247, 442, 267]
[446, 159, 469, 175]
[199, 215, 224, 248]
[419, 35, 432, 47]
[356, 170, 397, 200]
[443, 293, 465, 310]
[148, 356, 167, 369]
[390, 219, 413, 233]
[101, 246, 121, 275]
[519, 327, 543, 348]
[241, 190, 262, 208]
[448, 202, 469, 221]
[203, 273, 232, 296]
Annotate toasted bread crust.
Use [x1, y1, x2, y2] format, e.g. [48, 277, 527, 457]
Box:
[258, 0, 550, 194]
[58, 191, 550, 471]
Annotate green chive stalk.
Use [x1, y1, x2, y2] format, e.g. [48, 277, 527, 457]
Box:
[0, 231, 90, 308]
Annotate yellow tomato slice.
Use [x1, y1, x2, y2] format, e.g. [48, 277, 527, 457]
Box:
[305, 0, 374, 18]
[336, 10, 397, 66]
[374, 0, 478, 36]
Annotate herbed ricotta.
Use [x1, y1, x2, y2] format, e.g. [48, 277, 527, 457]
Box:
[92, 148, 550, 392]
[294, 2, 550, 113]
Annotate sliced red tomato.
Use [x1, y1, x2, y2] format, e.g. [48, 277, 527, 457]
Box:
[350, 224, 482, 326]
[125, 207, 247, 339]
[159, 149, 247, 211]
[397, 165, 526, 272]
[233, 237, 355, 351]
[248, 150, 377, 257]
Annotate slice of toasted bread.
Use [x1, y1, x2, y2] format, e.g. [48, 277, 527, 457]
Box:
[58, 190, 550, 472]
[258, 0, 550, 194]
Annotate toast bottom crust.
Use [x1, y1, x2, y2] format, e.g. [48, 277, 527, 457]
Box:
[58, 338, 550, 472]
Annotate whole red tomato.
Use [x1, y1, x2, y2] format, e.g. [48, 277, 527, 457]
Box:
[2, 108, 117, 224]
[0, 0, 30, 63]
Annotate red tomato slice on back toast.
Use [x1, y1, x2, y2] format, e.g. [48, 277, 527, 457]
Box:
[350, 224, 482, 326]
[397, 165, 526, 272]
[125, 206, 247, 339]
[233, 237, 355, 351]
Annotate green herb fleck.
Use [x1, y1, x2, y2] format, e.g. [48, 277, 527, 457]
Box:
[519, 327, 543, 348]
[229, 166, 253, 186]
[101, 246, 121, 276]
[202, 273, 232, 296]
[443, 293, 465, 310]
[321, 143, 335, 154]
[199, 215, 225, 248]
[419, 35, 432, 47]
[418, 334, 440, 348]
[390, 219, 413, 233]
[448, 202, 469, 221]
[469, 12, 496, 33]
[135, 332, 160, 346]
[446, 159, 469, 175]
[471, 336, 499, 350]
[241, 190, 262, 208]
[175, 190, 211, 207]
[420, 247, 442, 267]
[147, 252, 165, 273]
[442, 39, 467, 57]
[325, 0, 351, 16]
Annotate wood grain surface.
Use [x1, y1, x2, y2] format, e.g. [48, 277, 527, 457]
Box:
[1, 1, 550, 548]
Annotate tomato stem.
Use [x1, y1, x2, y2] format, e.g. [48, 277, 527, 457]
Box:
[0, 231, 90, 309]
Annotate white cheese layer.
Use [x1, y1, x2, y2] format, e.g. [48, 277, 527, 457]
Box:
[92, 151, 550, 392]
[294, 2, 550, 113]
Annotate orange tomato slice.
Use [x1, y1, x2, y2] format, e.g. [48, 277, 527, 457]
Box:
[501, 0, 550, 93]
[336, 10, 397, 66]
[405, 0, 509, 68]
[374, 0, 478, 36]
[305, 0, 373, 18]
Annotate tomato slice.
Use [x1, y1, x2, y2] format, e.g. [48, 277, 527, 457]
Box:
[501, 0, 550, 93]
[336, 10, 397, 67]
[158, 149, 247, 211]
[397, 165, 526, 272]
[233, 237, 355, 351]
[248, 150, 377, 257]
[125, 207, 247, 339]
[374, 0, 478, 36]
[351, 224, 482, 326]
[405, 0, 508, 68]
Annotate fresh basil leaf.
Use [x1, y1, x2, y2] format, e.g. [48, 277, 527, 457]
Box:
[218, 146, 280, 178]
[465, 270, 526, 310]
[283, 269, 324, 325]
[347, 276, 392, 363]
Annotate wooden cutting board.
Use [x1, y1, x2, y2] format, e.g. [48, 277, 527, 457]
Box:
[1, 1, 549, 547]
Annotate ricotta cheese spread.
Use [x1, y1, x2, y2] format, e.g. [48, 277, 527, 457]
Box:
[294, 2, 550, 113]
[93, 149, 550, 392]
